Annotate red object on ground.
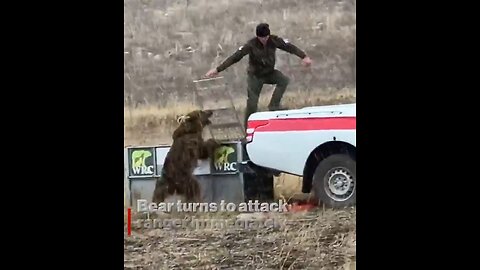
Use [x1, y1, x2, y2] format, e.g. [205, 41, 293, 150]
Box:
[287, 202, 317, 212]
[127, 208, 131, 235]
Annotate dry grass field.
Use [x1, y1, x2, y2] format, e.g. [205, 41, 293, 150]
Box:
[124, 0, 355, 107]
[125, 208, 356, 269]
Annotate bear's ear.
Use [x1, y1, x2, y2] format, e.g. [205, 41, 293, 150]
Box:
[191, 110, 202, 119]
[176, 115, 190, 124]
[186, 110, 202, 121]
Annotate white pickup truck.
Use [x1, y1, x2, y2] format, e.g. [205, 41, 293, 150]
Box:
[244, 103, 356, 208]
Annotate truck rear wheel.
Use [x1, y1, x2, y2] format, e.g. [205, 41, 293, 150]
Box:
[312, 154, 356, 208]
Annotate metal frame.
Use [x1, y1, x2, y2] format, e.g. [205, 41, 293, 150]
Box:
[192, 77, 245, 140]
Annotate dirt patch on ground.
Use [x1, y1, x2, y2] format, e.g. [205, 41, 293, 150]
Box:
[124, 208, 355, 269]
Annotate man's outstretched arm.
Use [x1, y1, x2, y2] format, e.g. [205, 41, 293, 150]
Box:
[272, 36, 312, 66]
[216, 44, 250, 72]
[205, 44, 250, 77]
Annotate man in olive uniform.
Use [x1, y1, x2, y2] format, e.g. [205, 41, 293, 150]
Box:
[205, 23, 312, 127]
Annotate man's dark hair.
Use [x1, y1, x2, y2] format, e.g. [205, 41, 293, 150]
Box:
[256, 23, 270, 37]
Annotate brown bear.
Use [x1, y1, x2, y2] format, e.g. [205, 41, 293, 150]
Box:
[151, 109, 220, 204]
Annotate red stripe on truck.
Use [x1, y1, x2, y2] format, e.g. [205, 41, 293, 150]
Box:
[254, 117, 356, 132]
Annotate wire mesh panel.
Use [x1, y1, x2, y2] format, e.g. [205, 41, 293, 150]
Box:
[192, 77, 245, 141]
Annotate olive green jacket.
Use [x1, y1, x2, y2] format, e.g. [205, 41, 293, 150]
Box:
[216, 35, 307, 77]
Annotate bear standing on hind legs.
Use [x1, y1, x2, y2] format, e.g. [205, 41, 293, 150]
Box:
[152, 109, 220, 204]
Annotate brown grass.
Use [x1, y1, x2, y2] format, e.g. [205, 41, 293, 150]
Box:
[274, 174, 306, 200]
[124, 0, 356, 106]
[124, 208, 356, 269]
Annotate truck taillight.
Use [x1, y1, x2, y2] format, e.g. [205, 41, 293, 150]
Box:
[246, 120, 269, 143]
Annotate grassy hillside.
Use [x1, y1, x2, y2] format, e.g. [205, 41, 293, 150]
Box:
[124, 0, 355, 103]
[124, 0, 356, 145]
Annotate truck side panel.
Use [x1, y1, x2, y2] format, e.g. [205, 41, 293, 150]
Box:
[246, 129, 356, 175]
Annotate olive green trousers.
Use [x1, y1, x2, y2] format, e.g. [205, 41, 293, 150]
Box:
[244, 69, 290, 127]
